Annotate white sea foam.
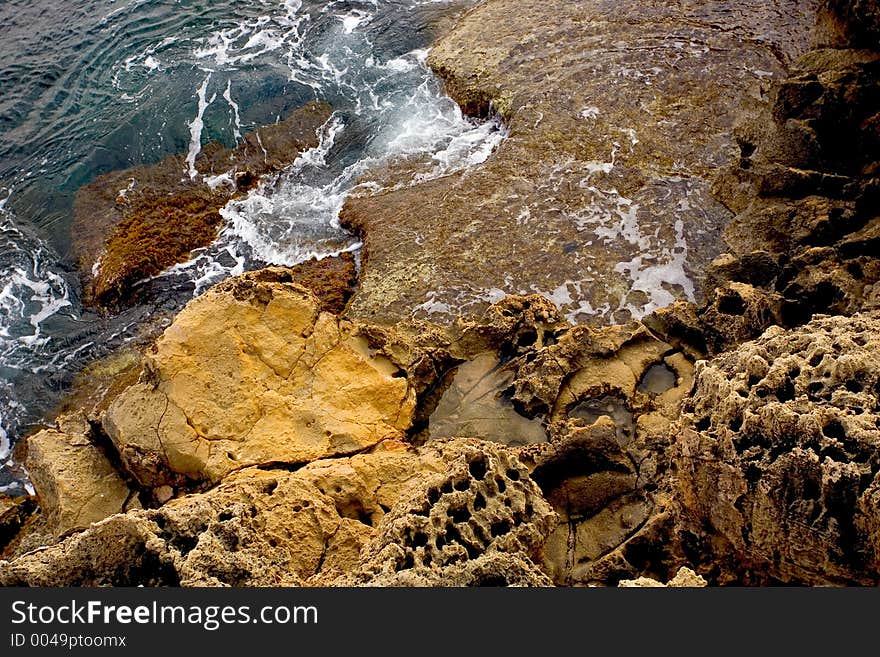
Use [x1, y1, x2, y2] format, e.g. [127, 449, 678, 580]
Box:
[185, 73, 215, 179]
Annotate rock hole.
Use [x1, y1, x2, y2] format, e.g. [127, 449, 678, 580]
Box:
[506, 468, 521, 481]
[517, 331, 537, 348]
[490, 519, 512, 538]
[776, 379, 795, 402]
[427, 488, 441, 505]
[262, 481, 278, 495]
[412, 532, 429, 548]
[473, 492, 487, 511]
[495, 476, 507, 493]
[218, 511, 233, 522]
[468, 457, 488, 481]
[823, 419, 846, 441]
[696, 417, 710, 432]
[441, 481, 453, 495]
[808, 353, 824, 367]
[445, 525, 480, 559]
[729, 415, 743, 432]
[845, 379, 863, 393]
[717, 292, 746, 315]
[450, 507, 471, 524]
[454, 478, 470, 492]
[569, 394, 634, 445]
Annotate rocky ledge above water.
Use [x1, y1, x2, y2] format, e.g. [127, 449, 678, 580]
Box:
[1, 0, 879, 587]
[72, 100, 331, 310]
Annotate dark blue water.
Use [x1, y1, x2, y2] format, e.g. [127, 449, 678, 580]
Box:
[0, 0, 504, 493]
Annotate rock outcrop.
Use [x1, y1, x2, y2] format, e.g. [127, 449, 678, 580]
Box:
[341, 0, 818, 325]
[25, 412, 137, 541]
[676, 312, 880, 584]
[102, 268, 416, 487]
[334, 440, 555, 586]
[72, 101, 331, 309]
[618, 566, 707, 588]
[704, 16, 880, 344]
[0, 441, 485, 586]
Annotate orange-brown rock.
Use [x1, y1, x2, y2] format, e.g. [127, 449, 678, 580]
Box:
[72, 101, 331, 309]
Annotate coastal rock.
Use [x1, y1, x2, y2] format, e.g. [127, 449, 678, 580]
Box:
[103, 269, 416, 486]
[72, 101, 331, 309]
[618, 567, 707, 588]
[25, 412, 136, 540]
[0, 444, 447, 586]
[815, 0, 880, 48]
[677, 312, 880, 584]
[341, 0, 817, 325]
[710, 43, 880, 330]
[336, 439, 556, 586]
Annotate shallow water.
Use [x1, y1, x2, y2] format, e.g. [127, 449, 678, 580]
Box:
[0, 0, 504, 493]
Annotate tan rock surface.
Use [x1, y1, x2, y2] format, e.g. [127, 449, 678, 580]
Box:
[25, 412, 136, 540]
[335, 439, 556, 586]
[619, 566, 707, 588]
[103, 269, 417, 486]
[0, 443, 449, 586]
[342, 0, 818, 325]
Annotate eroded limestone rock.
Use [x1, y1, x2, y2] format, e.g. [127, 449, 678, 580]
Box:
[336, 439, 556, 586]
[677, 312, 880, 584]
[103, 269, 416, 486]
[619, 566, 707, 588]
[0, 443, 447, 586]
[25, 412, 137, 541]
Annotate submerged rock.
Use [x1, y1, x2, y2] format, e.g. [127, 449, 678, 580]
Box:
[72, 101, 331, 310]
[341, 0, 818, 325]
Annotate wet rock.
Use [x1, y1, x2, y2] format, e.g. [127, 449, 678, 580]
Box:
[335, 439, 555, 586]
[72, 101, 331, 310]
[677, 312, 880, 584]
[341, 0, 818, 325]
[285, 252, 358, 315]
[618, 566, 707, 588]
[25, 411, 137, 541]
[103, 268, 416, 486]
[0, 444, 447, 587]
[428, 352, 547, 446]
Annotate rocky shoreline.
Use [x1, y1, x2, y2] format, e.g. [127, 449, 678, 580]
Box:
[1, 0, 878, 586]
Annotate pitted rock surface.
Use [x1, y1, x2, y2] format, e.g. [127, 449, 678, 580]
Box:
[678, 312, 880, 584]
[337, 439, 556, 586]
